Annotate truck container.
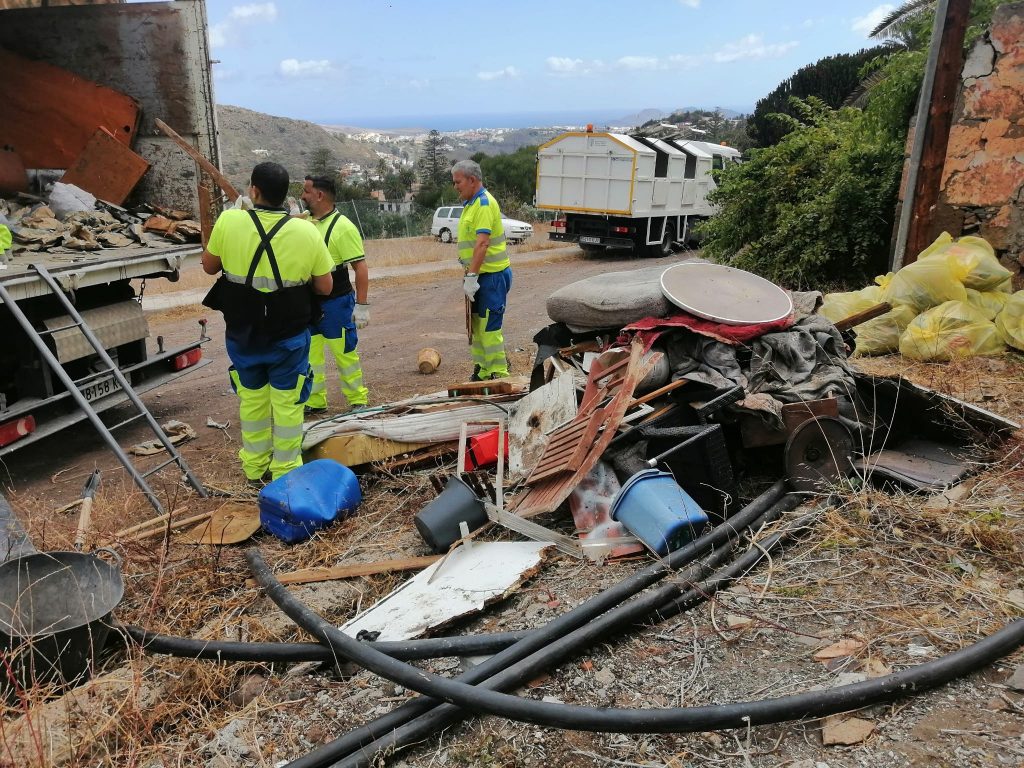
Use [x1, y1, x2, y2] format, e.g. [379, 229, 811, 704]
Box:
[0, 0, 219, 456]
[535, 130, 740, 257]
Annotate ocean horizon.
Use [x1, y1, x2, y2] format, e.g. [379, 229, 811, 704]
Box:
[317, 109, 662, 133]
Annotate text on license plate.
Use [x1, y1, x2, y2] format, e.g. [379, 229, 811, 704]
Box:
[579, 236, 601, 245]
[81, 375, 122, 402]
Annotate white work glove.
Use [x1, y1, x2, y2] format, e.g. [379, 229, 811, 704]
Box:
[232, 195, 254, 211]
[286, 196, 303, 216]
[354, 303, 370, 329]
[463, 273, 480, 300]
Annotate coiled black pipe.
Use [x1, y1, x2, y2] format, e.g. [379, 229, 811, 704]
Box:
[251, 544, 1024, 733]
[118, 624, 529, 662]
[328, 497, 804, 768]
[268, 483, 792, 768]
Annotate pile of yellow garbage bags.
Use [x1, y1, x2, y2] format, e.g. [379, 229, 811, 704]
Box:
[819, 233, 1024, 360]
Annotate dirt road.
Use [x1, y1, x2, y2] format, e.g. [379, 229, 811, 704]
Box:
[2, 245, 675, 498]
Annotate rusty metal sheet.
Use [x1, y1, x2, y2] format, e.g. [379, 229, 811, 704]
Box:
[856, 439, 972, 491]
[61, 128, 150, 205]
[0, 48, 140, 169]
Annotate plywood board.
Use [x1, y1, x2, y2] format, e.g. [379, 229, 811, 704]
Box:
[339, 542, 549, 641]
[305, 432, 431, 467]
[62, 128, 150, 204]
[507, 370, 577, 482]
[0, 48, 140, 169]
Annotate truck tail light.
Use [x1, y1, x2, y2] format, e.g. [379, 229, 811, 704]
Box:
[611, 226, 630, 234]
[0, 415, 35, 448]
[171, 348, 202, 371]
[551, 219, 566, 233]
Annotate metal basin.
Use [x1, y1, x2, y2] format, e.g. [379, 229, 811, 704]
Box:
[0, 550, 124, 692]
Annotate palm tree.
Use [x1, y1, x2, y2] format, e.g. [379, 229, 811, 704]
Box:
[869, 0, 937, 48]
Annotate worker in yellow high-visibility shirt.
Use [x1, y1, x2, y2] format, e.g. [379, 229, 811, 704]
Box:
[452, 159, 512, 380]
[201, 162, 333, 483]
[300, 175, 370, 414]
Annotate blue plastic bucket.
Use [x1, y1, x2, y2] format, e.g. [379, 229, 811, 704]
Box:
[610, 469, 709, 556]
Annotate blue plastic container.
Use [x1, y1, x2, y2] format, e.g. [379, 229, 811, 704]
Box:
[610, 469, 709, 556]
[258, 459, 361, 544]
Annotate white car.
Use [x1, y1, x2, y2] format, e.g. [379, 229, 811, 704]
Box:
[431, 206, 533, 245]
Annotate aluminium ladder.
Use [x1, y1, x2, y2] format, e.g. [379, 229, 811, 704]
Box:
[0, 264, 207, 514]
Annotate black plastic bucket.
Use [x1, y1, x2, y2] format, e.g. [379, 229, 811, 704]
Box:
[414, 476, 487, 553]
[0, 550, 124, 692]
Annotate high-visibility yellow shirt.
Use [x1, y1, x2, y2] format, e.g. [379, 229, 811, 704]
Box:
[457, 188, 509, 274]
[0, 224, 11, 253]
[311, 210, 365, 267]
[208, 208, 332, 292]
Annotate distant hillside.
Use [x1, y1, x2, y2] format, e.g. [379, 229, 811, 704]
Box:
[216, 105, 380, 188]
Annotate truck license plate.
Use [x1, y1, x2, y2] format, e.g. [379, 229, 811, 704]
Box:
[579, 236, 601, 245]
[81, 375, 122, 402]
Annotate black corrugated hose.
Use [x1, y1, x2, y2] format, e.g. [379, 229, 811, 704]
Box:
[328, 502, 813, 768]
[118, 624, 530, 663]
[267, 482, 796, 768]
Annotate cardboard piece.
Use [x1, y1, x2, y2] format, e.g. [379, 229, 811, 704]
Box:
[62, 128, 150, 205]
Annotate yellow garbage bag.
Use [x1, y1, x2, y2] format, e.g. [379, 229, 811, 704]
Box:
[943, 236, 1011, 291]
[899, 300, 1005, 361]
[995, 291, 1024, 351]
[819, 285, 884, 324]
[882, 253, 968, 313]
[966, 288, 1010, 320]
[874, 272, 896, 291]
[853, 303, 918, 356]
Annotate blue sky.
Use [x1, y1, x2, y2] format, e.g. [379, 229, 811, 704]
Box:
[206, 0, 900, 129]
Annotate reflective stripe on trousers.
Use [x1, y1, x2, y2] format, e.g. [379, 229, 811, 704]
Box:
[230, 368, 307, 480]
[471, 310, 508, 378]
[306, 331, 369, 409]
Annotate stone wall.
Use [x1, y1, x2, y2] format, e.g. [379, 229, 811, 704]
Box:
[931, 2, 1024, 274]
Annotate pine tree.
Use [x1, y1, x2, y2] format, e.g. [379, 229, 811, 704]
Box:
[416, 130, 451, 188]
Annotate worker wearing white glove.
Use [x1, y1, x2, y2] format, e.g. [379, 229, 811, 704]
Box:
[299, 175, 370, 412]
[232, 195, 254, 210]
[353, 303, 370, 329]
[452, 159, 512, 381]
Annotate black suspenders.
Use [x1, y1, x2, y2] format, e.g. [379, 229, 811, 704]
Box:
[246, 210, 292, 289]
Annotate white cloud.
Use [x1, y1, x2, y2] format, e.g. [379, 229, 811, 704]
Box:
[230, 3, 277, 22]
[477, 66, 520, 81]
[678, 0, 700, 7]
[279, 58, 335, 78]
[712, 34, 798, 63]
[545, 56, 604, 76]
[208, 23, 228, 48]
[616, 56, 660, 71]
[852, 4, 895, 36]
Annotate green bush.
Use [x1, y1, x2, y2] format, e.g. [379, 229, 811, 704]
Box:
[699, 98, 903, 288]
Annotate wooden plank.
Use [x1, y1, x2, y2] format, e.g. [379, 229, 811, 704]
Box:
[244, 555, 441, 587]
[154, 117, 240, 201]
[0, 48, 139, 169]
[61, 128, 150, 204]
[198, 181, 213, 248]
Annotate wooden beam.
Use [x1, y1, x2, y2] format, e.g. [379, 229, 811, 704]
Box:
[903, 0, 972, 264]
[244, 555, 441, 587]
[834, 302, 893, 331]
[154, 118, 240, 201]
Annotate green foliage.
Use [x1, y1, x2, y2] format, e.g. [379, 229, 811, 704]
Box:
[700, 99, 903, 288]
[476, 146, 539, 208]
[306, 146, 339, 177]
[416, 129, 451, 188]
[747, 47, 892, 147]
